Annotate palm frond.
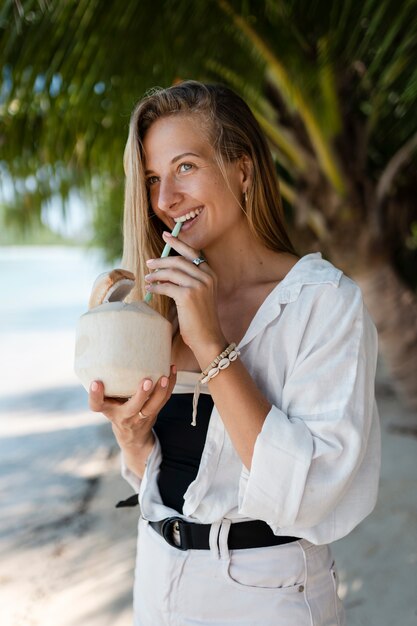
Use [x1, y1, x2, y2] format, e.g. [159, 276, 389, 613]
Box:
[1, 0, 416, 259]
[206, 59, 309, 172]
[218, 0, 346, 194]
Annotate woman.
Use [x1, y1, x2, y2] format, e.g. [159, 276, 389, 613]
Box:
[89, 81, 380, 626]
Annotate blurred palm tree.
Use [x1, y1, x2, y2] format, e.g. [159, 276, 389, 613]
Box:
[1, 0, 416, 405]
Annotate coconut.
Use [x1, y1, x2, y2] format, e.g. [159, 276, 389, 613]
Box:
[74, 269, 171, 397]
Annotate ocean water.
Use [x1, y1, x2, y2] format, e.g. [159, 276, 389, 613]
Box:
[0, 246, 110, 333]
[0, 246, 111, 400]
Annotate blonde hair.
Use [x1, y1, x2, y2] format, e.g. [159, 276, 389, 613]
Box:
[122, 80, 296, 318]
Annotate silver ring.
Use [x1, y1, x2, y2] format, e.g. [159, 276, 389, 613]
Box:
[192, 257, 207, 266]
[139, 410, 150, 419]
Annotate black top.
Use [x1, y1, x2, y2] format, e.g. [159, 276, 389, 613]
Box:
[153, 393, 214, 513]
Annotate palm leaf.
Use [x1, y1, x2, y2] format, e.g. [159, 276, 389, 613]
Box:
[206, 59, 309, 173]
[218, 0, 346, 194]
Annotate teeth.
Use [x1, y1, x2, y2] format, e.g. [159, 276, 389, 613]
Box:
[174, 207, 202, 223]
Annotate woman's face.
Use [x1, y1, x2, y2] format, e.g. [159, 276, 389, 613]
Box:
[142, 114, 249, 251]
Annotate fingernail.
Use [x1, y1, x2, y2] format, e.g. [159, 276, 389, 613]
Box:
[142, 379, 152, 391]
[171, 364, 177, 375]
[162, 231, 172, 238]
[160, 376, 169, 388]
[146, 259, 155, 266]
[91, 381, 99, 392]
[144, 273, 152, 279]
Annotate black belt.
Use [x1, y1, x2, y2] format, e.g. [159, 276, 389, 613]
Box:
[149, 517, 299, 551]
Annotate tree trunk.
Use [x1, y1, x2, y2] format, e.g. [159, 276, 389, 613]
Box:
[290, 176, 417, 410]
[355, 261, 417, 409]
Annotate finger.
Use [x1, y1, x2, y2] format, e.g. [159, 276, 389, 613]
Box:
[89, 380, 105, 412]
[161, 231, 205, 264]
[146, 254, 211, 279]
[145, 280, 187, 301]
[117, 378, 156, 419]
[88, 376, 162, 422]
[140, 365, 177, 418]
[145, 267, 205, 288]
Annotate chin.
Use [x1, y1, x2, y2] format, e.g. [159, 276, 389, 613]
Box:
[182, 231, 207, 251]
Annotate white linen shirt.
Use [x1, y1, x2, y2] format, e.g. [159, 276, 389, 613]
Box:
[122, 252, 380, 545]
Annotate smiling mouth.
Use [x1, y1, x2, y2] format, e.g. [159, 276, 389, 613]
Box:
[174, 207, 203, 223]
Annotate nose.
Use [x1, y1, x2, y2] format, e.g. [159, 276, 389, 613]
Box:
[156, 174, 181, 213]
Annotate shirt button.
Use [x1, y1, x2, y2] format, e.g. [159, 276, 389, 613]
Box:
[298, 585, 305, 592]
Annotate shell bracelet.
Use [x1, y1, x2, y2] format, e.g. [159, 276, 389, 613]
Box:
[191, 343, 240, 426]
[200, 343, 240, 384]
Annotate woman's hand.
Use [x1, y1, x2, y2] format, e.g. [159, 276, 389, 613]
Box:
[145, 232, 227, 356]
[88, 365, 177, 476]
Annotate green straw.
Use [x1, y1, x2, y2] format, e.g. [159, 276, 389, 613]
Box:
[144, 221, 182, 303]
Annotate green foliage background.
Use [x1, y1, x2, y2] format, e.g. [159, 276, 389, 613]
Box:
[1, 0, 416, 270]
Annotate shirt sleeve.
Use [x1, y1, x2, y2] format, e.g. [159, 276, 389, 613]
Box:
[238, 279, 379, 529]
[120, 434, 162, 493]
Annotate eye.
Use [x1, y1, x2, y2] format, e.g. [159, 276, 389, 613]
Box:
[146, 175, 160, 186]
[178, 162, 193, 173]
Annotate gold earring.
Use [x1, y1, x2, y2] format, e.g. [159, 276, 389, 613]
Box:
[244, 191, 248, 203]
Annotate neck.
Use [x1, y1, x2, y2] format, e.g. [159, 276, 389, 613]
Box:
[202, 221, 285, 296]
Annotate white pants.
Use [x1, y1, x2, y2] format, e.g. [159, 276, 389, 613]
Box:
[134, 517, 346, 626]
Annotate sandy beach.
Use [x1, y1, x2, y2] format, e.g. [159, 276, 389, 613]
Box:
[1, 246, 416, 626]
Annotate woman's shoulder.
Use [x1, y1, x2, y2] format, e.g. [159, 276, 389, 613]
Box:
[283, 252, 365, 317]
[279, 252, 354, 296]
[283, 259, 377, 352]
[289, 252, 342, 284]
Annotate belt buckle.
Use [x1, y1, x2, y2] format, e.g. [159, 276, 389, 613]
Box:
[160, 516, 188, 551]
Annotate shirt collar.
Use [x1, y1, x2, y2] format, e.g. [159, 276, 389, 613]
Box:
[238, 252, 342, 350]
[273, 252, 342, 304]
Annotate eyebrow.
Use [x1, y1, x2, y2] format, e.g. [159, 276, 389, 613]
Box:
[145, 152, 200, 175]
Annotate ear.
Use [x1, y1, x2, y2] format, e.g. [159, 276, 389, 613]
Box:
[239, 155, 253, 190]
